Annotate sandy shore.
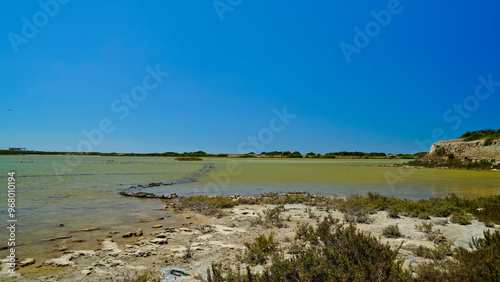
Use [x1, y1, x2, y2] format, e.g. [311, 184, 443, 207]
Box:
[2, 195, 497, 281]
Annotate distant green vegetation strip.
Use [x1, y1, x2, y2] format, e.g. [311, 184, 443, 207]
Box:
[0, 150, 228, 157]
[174, 157, 203, 161]
[0, 149, 426, 159]
[259, 151, 426, 159]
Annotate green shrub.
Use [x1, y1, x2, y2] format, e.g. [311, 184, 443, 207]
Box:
[485, 221, 495, 228]
[450, 213, 473, 225]
[461, 129, 500, 141]
[262, 205, 285, 228]
[413, 242, 452, 261]
[130, 270, 161, 282]
[415, 221, 434, 233]
[413, 245, 435, 260]
[344, 210, 373, 224]
[383, 224, 402, 238]
[387, 208, 400, 218]
[416, 230, 500, 281]
[484, 137, 494, 146]
[418, 212, 430, 220]
[415, 220, 447, 243]
[435, 147, 446, 157]
[243, 233, 278, 265]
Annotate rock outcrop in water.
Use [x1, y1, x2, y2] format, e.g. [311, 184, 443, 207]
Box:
[118, 164, 215, 198]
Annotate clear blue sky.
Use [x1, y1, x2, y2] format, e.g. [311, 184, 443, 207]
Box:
[1, 1, 499, 154]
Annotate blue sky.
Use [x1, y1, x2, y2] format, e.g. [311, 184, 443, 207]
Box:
[1, 0, 499, 154]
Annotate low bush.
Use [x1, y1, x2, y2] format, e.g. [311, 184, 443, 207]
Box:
[450, 213, 473, 225]
[415, 220, 447, 243]
[127, 270, 162, 282]
[383, 224, 402, 238]
[415, 221, 434, 233]
[262, 205, 285, 228]
[484, 137, 495, 146]
[484, 221, 495, 228]
[412, 242, 452, 261]
[243, 233, 278, 265]
[343, 210, 373, 224]
[304, 206, 317, 219]
[387, 208, 400, 218]
[416, 230, 500, 281]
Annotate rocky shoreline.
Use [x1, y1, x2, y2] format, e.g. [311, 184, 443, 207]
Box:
[2, 192, 498, 281]
[377, 163, 500, 172]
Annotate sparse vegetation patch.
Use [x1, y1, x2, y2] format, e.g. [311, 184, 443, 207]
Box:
[172, 195, 234, 216]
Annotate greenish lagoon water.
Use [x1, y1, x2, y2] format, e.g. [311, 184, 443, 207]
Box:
[0, 155, 499, 262]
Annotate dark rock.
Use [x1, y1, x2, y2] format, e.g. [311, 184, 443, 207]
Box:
[122, 232, 134, 238]
[171, 269, 189, 276]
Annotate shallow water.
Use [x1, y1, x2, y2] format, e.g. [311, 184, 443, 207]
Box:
[187, 158, 500, 198]
[0, 155, 499, 263]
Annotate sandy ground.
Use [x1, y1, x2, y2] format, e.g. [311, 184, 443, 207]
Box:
[2, 200, 497, 281]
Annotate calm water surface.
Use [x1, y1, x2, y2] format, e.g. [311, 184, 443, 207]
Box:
[0, 155, 499, 262]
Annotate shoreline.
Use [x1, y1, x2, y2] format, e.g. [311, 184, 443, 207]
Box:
[4, 192, 499, 281]
[378, 163, 500, 172]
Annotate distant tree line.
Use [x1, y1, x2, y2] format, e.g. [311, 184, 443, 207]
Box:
[0, 150, 228, 157]
[259, 151, 422, 159]
[0, 149, 426, 159]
